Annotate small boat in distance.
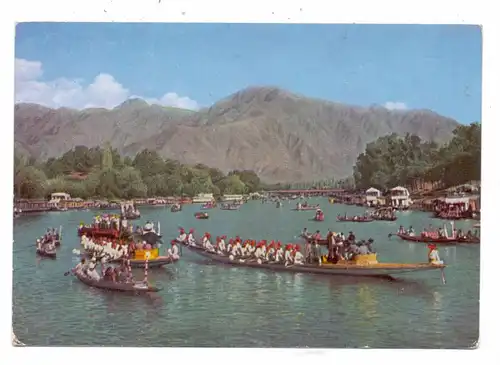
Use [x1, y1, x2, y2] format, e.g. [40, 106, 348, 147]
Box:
[195, 212, 209, 219]
[337, 215, 374, 223]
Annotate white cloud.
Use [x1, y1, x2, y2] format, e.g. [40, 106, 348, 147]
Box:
[14, 58, 200, 111]
[383, 101, 408, 110]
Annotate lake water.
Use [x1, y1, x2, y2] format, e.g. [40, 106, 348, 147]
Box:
[12, 198, 479, 348]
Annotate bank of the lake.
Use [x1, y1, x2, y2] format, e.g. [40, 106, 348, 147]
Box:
[13, 198, 479, 348]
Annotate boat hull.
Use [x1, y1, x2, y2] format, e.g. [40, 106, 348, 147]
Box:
[74, 272, 160, 292]
[78, 227, 120, 239]
[397, 233, 458, 245]
[337, 217, 374, 223]
[292, 207, 317, 211]
[126, 256, 178, 268]
[184, 244, 445, 277]
[36, 249, 56, 259]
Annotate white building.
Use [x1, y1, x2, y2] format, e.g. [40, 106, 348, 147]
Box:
[365, 187, 381, 206]
[192, 193, 215, 204]
[390, 186, 411, 208]
[221, 194, 244, 202]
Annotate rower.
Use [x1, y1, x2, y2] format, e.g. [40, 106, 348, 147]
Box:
[266, 243, 276, 261]
[427, 244, 443, 265]
[293, 244, 305, 265]
[253, 242, 265, 261]
[202, 232, 211, 249]
[177, 228, 187, 243]
[205, 235, 215, 252]
[216, 236, 225, 255]
[408, 226, 415, 236]
[274, 243, 284, 263]
[168, 240, 180, 260]
[187, 228, 196, 246]
[284, 244, 294, 266]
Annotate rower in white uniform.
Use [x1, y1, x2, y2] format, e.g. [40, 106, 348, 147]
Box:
[177, 228, 187, 243]
[168, 240, 180, 260]
[274, 243, 284, 263]
[284, 244, 294, 266]
[187, 228, 196, 246]
[216, 237, 226, 255]
[293, 244, 305, 265]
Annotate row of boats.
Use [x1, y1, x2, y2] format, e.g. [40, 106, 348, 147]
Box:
[63, 216, 450, 295]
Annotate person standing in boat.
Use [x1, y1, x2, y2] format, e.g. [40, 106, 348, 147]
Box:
[347, 231, 356, 244]
[408, 226, 415, 236]
[304, 239, 312, 264]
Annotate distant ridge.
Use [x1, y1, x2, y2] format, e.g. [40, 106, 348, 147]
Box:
[14, 86, 460, 182]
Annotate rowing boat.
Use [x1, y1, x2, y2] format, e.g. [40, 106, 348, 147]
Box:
[292, 207, 318, 211]
[195, 212, 209, 219]
[74, 271, 160, 292]
[78, 227, 120, 239]
[394, 232, 479, 245]
[372, 216, 398, 221]
[183, 244, 445, 277]
[337, 215, 374, 223]
[36, 248, 57, 259]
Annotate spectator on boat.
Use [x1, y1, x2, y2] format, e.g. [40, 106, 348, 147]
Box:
[313, 230, 321, 241]
[187, 229, 196, 246]
[457, 229, 464, 238]
[366, 238, 375, 253]
[358, 242, 370, 255]
[36, 239, 42, 250]
[398, 225, 405, 234]
[408, 226, 415, 236]
[438, 228, 444, 238]
[302, 228, 310, 238]
[347, 231, 356, 243]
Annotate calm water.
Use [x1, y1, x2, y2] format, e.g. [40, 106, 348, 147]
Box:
[12, 199, 479, 348]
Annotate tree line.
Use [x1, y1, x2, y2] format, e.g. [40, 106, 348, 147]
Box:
[352, 123, 481, 191]
[14, 144, 266, 200]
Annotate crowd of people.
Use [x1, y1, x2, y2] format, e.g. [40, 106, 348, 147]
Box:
[302, 228, 376, 264]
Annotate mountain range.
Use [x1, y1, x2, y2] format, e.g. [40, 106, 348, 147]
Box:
[14, 87, 460, 183]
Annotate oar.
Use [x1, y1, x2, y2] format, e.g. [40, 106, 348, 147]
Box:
[441, 268, 447, 285]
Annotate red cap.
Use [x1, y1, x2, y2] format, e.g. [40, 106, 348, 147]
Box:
[189, 228, 194, 233]
[179, 227, 185, 232]
[295, 244, 301, 251]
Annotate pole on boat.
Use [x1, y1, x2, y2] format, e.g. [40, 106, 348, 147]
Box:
[126, 255, 132, 283]
[158, 221, 161, 236]
[59, 225, 63, 241]
[143, 252, 150, 284]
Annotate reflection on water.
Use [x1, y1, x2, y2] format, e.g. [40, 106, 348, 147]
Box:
[13, 201, 479, 348]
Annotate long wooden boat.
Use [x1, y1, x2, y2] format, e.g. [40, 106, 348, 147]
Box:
[124, 212, 141, 220]
[194, 212, 209, 219]
[220, 206, 240, 211]
[291, 206, 318, 211]
[36, 248, 56, 259]
[372, 216, 398, 221]
[337, 215, 374, 223]
[112, 256, 178, 268]
[183, 244, 445, 277]
[396, 233, 465, 245]
[74, 271, 160, 292]
[78, 227, 120, 238]
[171, 206, 182, 213]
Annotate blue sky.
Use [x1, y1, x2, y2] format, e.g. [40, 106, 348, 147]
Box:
[15, 23, 481, 123]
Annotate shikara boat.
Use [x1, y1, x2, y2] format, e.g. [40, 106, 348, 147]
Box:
[183, 244, 445, 277]
[393, 232, 480, 245]
[74, 271, 160, 292]
[372, 216, 398, 221]
[36, 248, 57, 259]
[220, 206, 240, 211]
[171, 205, 182, 213]
[292, 206, 318, 211]
[337, 215, 374, 223]
[200, 203, 216, 210]
[195, 212, 209, 219]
